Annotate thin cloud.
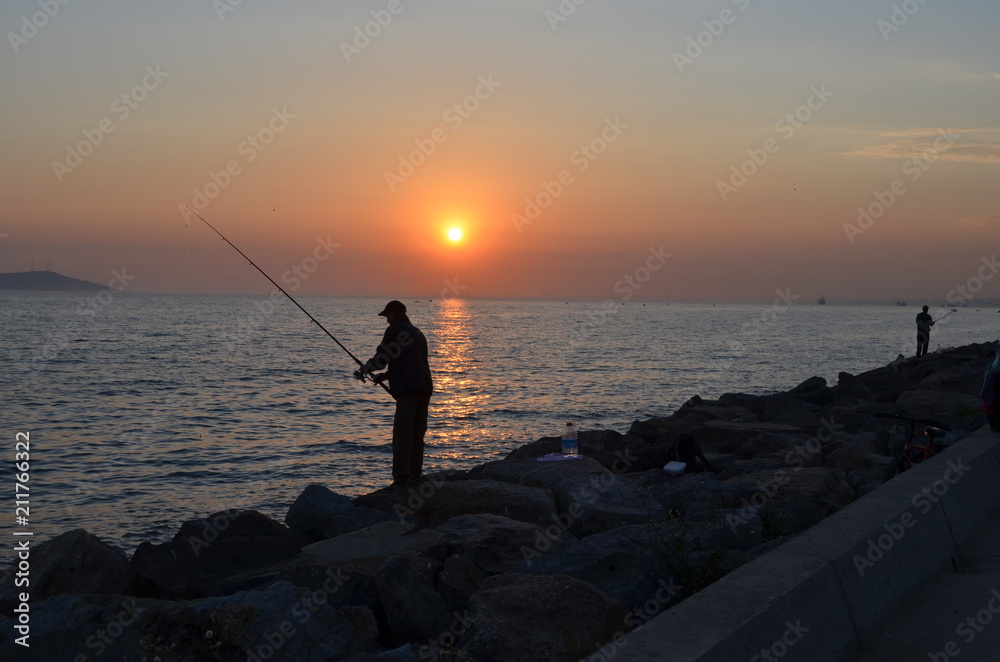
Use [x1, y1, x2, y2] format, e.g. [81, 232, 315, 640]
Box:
[926, 62, 999, 82]
[842, 128, 1000, 164]
[956, 214, 1000, 232]
[962, 72, 1000, 81]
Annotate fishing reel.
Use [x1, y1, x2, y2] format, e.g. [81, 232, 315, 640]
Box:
[354, 368, 387, 385]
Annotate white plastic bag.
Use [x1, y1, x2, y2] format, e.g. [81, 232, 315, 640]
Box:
[663, 461, 687, 476]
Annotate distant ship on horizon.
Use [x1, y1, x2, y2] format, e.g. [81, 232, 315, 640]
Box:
[897, 299, 907, 306]
[817, 295, 826, 305]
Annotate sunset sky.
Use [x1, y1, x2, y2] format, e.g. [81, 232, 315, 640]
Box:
[2, 0, 998, 302]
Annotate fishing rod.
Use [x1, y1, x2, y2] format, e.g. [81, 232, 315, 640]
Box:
[934, 310, 957, 323]
[185, 206, 392, 397]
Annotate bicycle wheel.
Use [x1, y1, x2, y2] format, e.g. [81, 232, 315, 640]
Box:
[882, 457, 906, 483]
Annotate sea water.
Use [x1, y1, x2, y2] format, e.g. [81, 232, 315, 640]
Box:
[2, 292, 997, 556]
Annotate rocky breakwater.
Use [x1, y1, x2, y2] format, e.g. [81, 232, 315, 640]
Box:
[2, 342, 997, 661]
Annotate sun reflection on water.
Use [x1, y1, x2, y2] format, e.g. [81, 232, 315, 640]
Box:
[427, 297, 493, 465]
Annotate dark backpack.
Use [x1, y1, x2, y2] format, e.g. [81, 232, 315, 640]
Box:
[666, 434, 719, 473]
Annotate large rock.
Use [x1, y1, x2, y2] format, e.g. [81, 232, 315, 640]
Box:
[436, 554, 487, 615]
[622, 467, 673, 490]
[771, 408, 821, 431]
[375, 556, 449, 646]
[439, 480, 559, 528]
[761, 395, 820, 423]
[467, 456, 610, 491]
[736, 431, 811, 460]
[503, 436, 562, 460]
[850, 362, 914, 394]
[716, 392, 766, 412]
[680, 479, 761, 517]
[297, 522, 449, 574]
[195, 582, 378, 662]
[633, 510, 765, 580]
[717, 457, 788, 480]
[626, 443, 674, 473]
[626, 417, 671, 443]
[551, 472, 664, 536]
[786, 375, 832, 405]
[848, 465, 889, 495]
[894, 389, 985, 432]
[917, 361, 983, 392]
[628, 417, 703, 447]
[352, 478, 559, 528]
[272, 563, 383, 616]
[585, 436, 650, 474]
[823, 431, 885, 471]
[298, 514, 549, 578]
[731, 467, 856, 536]
[829, 379, 874, 403]
[523, 524, 679, 610]
[0, 529, 128, 610]
[286, 484, 395, 540]
[686, 508, 765, 553]
[128, 509, 310, 599]
[696, 420, 801, 453]
[460, 573, 629, 662]
[908, 356, 976, 385]
[670, 404, 757, 425]
[4, 593, 152, 661]
[11, 581, 379, 662]
[648, 473, 716, 511]
[435, 514, 557, 576]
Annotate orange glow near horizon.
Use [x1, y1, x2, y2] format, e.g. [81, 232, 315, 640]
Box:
[3, 4, 998, 303]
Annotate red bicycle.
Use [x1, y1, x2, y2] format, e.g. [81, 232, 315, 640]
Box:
[875, 412, 952, 483]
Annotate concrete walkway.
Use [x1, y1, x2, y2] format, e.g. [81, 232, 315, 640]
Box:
[611, 426, 1000, 662]
[858, 513, 1000, 662]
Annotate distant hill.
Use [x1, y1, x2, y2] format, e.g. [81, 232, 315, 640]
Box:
[0, 271, 103, 292]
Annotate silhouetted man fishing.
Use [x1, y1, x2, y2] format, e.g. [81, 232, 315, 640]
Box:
[916, 305, 934, 357]
[358, 301, 433, 487]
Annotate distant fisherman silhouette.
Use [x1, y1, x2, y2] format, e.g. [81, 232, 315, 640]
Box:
[359, 301, 433, 487]
[915, 305, 934, 357]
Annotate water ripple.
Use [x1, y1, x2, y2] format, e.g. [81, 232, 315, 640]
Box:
[5, 293, 996, 556]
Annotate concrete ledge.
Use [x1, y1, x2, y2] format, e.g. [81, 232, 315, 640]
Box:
[611, 426, 1000, 662]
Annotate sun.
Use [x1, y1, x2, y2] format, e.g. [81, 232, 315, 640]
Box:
[447, 227, 463, 242]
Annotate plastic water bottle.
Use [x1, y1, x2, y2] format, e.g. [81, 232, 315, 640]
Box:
[562, 422, 578, 456]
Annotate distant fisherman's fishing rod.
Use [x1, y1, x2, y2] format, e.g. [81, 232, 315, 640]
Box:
[185, 206, 391, 397]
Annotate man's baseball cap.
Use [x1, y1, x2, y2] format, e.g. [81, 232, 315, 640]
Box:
[378, 300, 407, 316]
